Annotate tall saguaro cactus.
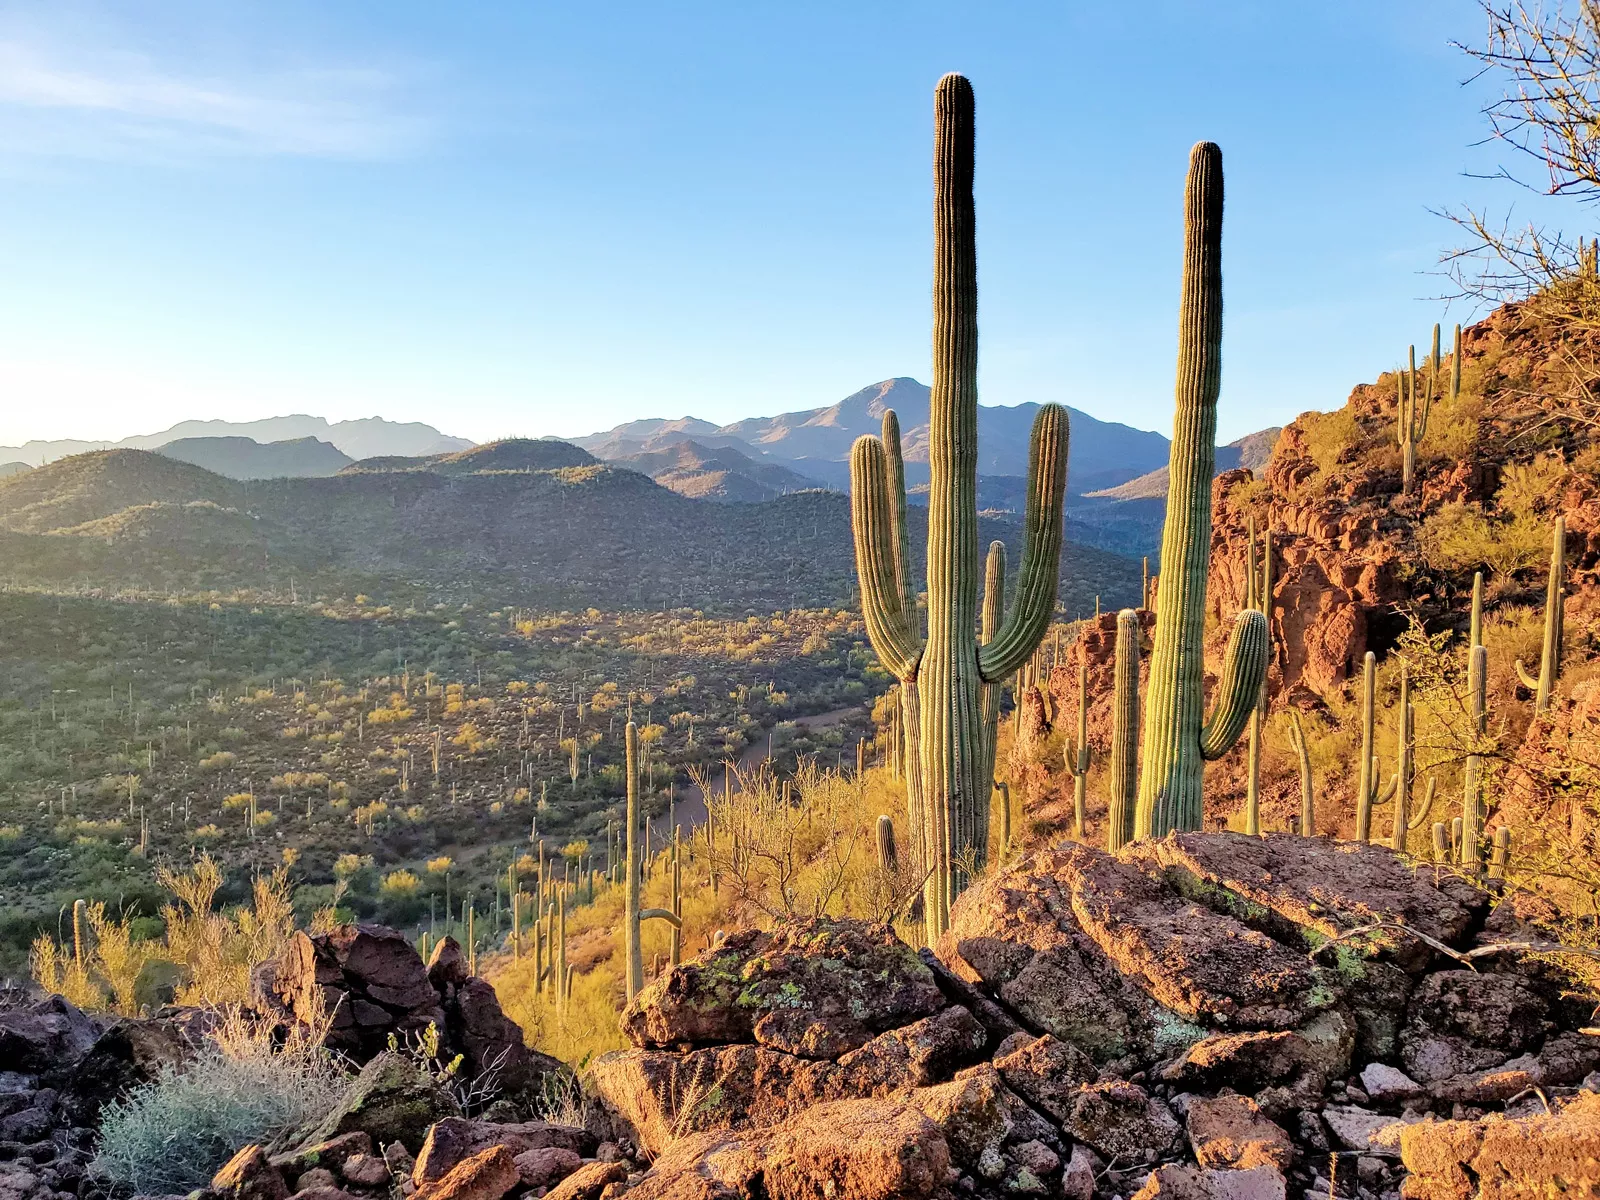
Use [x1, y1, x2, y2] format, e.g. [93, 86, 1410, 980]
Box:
[852, 74, 1068, 938]
[1134, 143, 1270, 839]
[1462, 572, 1486, 871]
[622, 721, 681, 1002]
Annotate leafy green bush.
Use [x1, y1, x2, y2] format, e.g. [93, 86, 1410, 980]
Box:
[93, 1013, 350, 1195]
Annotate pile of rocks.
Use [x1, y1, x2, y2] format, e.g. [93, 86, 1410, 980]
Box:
[205, 1053, 622, 1200]
[8, 835, 1600, 1200]
[575, 833, 1600, 1199]
[0, 995, 212, 1200]
[251, 927, 562, 1104]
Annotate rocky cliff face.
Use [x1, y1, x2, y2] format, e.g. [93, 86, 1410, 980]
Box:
[1210, 305, 1600, 705]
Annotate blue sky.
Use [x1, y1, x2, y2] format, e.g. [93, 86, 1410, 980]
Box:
[0, 1, 1556, 446]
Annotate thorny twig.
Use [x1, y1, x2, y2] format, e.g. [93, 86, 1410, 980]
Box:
[1308, 919, 1600, 972]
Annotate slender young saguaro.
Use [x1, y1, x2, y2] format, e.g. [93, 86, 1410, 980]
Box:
[1516, 517, 1566, 714]
[1064, 660, 1090, 840]
[1134, 143, 1270, 838]
[623, 722, 643, 1000]
[851, 74, 1068, 938]
[1392, 667, 1414, 854]
[1106, 610, 1140, 852]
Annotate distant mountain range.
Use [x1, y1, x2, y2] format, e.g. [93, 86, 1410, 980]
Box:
[573, 377, 1174, 498]
[1084, 427, 1283, 501]
[0, 380, 1286, 560]
[0, 439, 1140, 615]
[0, 415, 470, 467]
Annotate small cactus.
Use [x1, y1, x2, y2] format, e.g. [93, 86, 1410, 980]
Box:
[1396, 324, 1458, 496]
[1432, 822, 1449, 863]
[875, 814, 898, 873]
[1392, 665, 1415, 853]
[72, 898, 88, 970]
[1489, 826, 1512, 883]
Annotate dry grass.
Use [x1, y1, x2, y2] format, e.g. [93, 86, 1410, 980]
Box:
[489, 759, 922, 1067]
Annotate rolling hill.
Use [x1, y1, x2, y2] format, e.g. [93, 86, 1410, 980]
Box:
[157, 436, 354, 479]
[610, 440, 822, 501]
[0, 440, 1139, 615]
[1084, 427, 1283, 502]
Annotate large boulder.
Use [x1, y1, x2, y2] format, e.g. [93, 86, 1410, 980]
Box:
[0, 996, 100, 1075]
[255, 926, 563, 1108]
[621, 919, 945, 1058]
[296, 1052, 461, 1154]
[412, 1117, 593, 1185]
[1125, 831, 1486, 973]
[587, 1044, 833, 1156]
[259, 925, 447, 1062]
[1399, 970, 1552, 1084]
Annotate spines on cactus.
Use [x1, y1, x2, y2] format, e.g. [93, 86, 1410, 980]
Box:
[850, 74, 1068, 938]
[980, 540, 1006, 815]
[875, 814, 897, 873]
[1106, 609, 1140, 853]
[1134, 142, 1270, 839]
[1489, 825, 1512, 883]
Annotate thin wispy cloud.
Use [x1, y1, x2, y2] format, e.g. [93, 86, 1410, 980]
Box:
[0, 20, 430, 161]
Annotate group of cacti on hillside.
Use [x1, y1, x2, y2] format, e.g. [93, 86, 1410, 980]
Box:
[849, 77, 1271, 939]
[852, 76, 1577, 938]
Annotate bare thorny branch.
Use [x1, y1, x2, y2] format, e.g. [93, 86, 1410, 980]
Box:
[1438, 4, 1600, 428]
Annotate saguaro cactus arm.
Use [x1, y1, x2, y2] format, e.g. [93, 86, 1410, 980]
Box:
[851, 435, 926, 679]
[1199, 609, 1271, 761]
[883, 411, 919, 624]
[978, 404, 1069, 682]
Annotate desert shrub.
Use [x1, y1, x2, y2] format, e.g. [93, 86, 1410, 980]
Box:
[1418, 502, 1547, 576]
[93, 1012, 350, 1195]
[1297, 405, 1362, 484]
[158, 857, 296, 1007]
